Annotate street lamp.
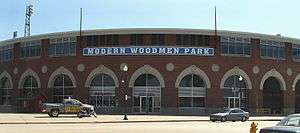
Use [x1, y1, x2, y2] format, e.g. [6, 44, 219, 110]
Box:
[238, 75, 243, 82]
[237, 75, 243, 109]
[121, 64, 128, 120]
[232, 75, 243, 108]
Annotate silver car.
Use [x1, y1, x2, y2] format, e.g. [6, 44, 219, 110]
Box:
[210, 108, 249, 122]
[260, 114, 300, 133]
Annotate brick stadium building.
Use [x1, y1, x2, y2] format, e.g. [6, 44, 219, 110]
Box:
[0, 28, 300, 115]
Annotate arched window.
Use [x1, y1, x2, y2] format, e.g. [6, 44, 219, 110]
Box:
[223, 75, 248, 109]
[89, 74, 116, 107]
[179, 74, 206, 107]
[0, 77, 12, 105]
[53, 74, 74, 102]
[133, 74, 161, 113]
[224, 75, 247, 89]
[134, 74, 160, 86]
[21, 76, 39, 99]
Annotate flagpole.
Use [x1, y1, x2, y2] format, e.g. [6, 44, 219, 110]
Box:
[214, 6, 217, 36]
[80, 8, 83, 39]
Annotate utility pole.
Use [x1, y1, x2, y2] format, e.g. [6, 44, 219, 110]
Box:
[24, 5, 33, 37]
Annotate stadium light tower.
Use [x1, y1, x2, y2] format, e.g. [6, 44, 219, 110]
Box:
[24, 5, 33, 37]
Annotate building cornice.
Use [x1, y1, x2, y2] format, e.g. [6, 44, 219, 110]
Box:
[1, 28, 300, 46]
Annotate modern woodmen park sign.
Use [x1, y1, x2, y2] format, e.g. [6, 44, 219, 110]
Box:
[83, 47, 214, 56]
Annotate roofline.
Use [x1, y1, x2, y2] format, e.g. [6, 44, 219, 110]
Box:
[1, 28, 300, 46]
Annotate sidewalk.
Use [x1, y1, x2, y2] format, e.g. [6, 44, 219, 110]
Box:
[0, 113, 283, 124]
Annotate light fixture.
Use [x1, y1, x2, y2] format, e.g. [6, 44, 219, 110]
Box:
[238, 75, 243, 81]
[122, 65, 128, 72]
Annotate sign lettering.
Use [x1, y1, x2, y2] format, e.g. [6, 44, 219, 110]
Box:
[83, 47, 214, 56]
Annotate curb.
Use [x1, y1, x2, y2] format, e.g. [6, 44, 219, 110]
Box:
[0, 119, 281, 125]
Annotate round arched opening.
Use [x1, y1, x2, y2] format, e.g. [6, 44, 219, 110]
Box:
[223, 75, 249, 110]
[132, 74, 161, 113]
[178, 74, 206, 108]
[295, 80, 300, 113]
[89, 73, 116, 108]
[263, 77, 283, 114]
[0, 77, 12, 105]
[52, 74, 74, 102]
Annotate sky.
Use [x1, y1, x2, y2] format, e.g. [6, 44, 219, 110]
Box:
[0, 0, 300, 41]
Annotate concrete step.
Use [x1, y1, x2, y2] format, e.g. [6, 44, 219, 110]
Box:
[0, 105, 17, 113]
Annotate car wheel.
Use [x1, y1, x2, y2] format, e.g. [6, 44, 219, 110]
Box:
[48, 112, 53, 117]
[241, 116, 247, 122]
[221, 117, 226, 122]
[51, 109, 59, 117]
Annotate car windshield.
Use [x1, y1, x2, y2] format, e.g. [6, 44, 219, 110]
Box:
[74, 100, 83, 105]
[221, 109, 231, 113]
[277, 116, 300, 127]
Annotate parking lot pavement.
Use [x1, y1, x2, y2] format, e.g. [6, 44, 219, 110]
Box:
[0, 113, 283, 124]
[0, 121, 278, 133]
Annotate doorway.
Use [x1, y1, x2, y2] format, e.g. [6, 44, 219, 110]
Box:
[140, 96, 154, 113]
[226, 97, 240, 108]
[263, 77, 283, 114]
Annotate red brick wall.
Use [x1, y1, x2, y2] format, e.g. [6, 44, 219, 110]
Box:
[0, 33, 299, 114]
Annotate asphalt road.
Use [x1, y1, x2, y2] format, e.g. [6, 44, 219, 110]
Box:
[0, 121, 278, 133]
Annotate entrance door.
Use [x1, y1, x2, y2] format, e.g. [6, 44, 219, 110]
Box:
[226, 97, 240, 108]
[140, 96, 154, 113]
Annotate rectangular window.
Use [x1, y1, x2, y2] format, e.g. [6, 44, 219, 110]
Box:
[103, 96, 110, 106]
[20, 40, 41, 58]
[99, 35, 105, 46]
[89, 95, 115, 107]
[292, 44, 300, 60]
[183, 35, 190, 46]
[133, 96, 140, 106]
[176, 34, 210, 46]
[112, 35, 119, 46]
[176, 35, 183, 45]
[179, 97, 205, 107]
[0, 45, 13, 62]
[130, 34, 143, 45]
[151, 34, 165, 45]
[221, 44, 229, 54]
[244, 44, 251, 55]
[86, 35, 119, 46]
[203, 36, 210, 46]
[193, 97, 205, 107]
[0, 88, 12, 105]
[228, 44, 235, 54]
[221, 36, 251, 56]
[179, 97, 192, 107]
[260, 40, 285, 59]
[48, 37, 76, 57]
[236, 43, 244, 54]
[86, 36, 97, 46]
[105, 35, 113, 46]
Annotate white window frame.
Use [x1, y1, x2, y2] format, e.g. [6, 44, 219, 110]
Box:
[0, 45, 14, 62]
[20, 40, 41, 59]
[292, 44, 300, 62]
[260, 40, 285, 60]
[49, 37, 76, 57]
[221, 36, 251, 57]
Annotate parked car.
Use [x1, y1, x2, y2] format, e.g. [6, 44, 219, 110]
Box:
[209, 108, 249, 122]
[260, 114, 300, 133]
[42, 98, 96, 117]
